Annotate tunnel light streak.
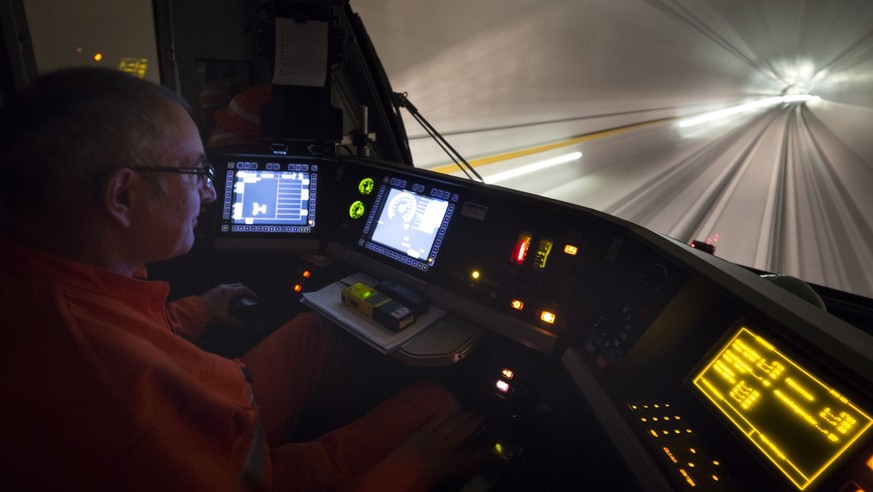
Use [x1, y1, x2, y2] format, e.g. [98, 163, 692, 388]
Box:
[780, 95, 819, 104]
[678, 96, 820, 128]
[484, 152, 582, 184]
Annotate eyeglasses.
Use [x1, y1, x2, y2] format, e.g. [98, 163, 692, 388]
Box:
[129, 163, 215, 187]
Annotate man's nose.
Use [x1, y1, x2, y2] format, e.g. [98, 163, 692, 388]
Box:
[201, 180, 217, 203]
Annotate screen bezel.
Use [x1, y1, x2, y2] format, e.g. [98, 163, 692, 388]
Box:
[690, 320, 873, 490]
[221, 167, 316, 233]
[209, 152, 322, 251]
[357, 176, 458, 273]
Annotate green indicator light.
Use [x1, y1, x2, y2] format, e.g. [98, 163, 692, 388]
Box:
[358, 177, 375, 195]
[349, 200, 365, 219]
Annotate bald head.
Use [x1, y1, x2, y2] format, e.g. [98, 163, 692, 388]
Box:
[0, 67, 190, 221]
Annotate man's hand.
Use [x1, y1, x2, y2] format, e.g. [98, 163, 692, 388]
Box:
[199, 283, 258, 327]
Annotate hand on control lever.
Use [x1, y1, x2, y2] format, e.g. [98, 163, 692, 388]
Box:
[199, 283, 258, 327]
[229, 295, 259, 321]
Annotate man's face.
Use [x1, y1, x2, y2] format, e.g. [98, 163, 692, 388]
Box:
[137, 103, 216, 262]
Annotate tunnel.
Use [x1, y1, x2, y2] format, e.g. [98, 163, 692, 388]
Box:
[352, 0, 873, 299]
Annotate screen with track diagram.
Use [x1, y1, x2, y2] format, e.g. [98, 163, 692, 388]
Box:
[219, 166, 317, 235]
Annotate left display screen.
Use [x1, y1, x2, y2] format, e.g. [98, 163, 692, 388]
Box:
[211, 154, 320, 250]
[224, 168, 314, 233]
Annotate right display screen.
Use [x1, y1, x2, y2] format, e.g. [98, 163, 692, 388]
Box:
[692, 324, 872, 490]
[359, 177, 457, 272]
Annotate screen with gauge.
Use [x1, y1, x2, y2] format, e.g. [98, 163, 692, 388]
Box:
[358, 177, 457, 272]
[692, 324, 873, 490]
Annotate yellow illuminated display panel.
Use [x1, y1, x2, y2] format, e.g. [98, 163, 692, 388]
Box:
[693, 326, 872, 490]
[533, 238, 554, 270]
[119, 58, 148, 78]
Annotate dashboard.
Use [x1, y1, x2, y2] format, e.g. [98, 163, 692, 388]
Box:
[202, 150, 873, 491]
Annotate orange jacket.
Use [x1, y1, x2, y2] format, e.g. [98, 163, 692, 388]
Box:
[0, 236, 267, 491]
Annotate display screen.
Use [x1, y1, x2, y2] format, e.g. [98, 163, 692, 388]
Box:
[693, 324, 872, 490]
[218, 163, 317, 235]
[359, 178, 457, 272]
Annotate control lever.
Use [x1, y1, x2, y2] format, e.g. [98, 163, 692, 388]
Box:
[229, 295, 259, 321]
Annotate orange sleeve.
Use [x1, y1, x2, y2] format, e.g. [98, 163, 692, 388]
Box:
[167, 295, 212, 340]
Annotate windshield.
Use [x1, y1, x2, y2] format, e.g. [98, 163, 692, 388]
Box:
[351, 0, 873, 300]
[13, 0, 872, 300]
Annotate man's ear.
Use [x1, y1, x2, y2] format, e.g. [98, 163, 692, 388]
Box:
[103, 168, 138, 227]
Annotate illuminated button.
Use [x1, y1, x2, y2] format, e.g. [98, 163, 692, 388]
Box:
[292, 283, 303, 293]
[358, 177, 375, 195]
[539, 310, 557, 324]
[349, 200, 365, 219]
[678, 469, 696, 487]
[492, 441, 515, 460]
[510, 299, 524, 311]
[563, 244, 579, 255]
[501, 368, 515, 380]
[471, 270, 481, 281]
[301, 270, 312, 278]
[511, 232, 533, 265]
[867, 453, 873, 471]
[496, 380, 510, 394]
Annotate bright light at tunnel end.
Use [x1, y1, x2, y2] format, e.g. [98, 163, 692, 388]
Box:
[678, 95, 821, 128]
[485, 152, 583, 184]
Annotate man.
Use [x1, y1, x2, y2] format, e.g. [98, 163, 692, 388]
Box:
[0, 67, 482, 491]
